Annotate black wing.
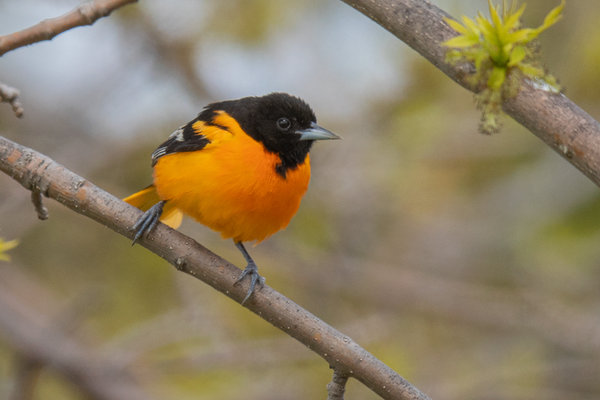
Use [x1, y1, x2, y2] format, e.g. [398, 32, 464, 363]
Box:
[151, 118, 211, 166]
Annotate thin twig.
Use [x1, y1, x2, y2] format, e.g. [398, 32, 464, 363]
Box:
[0, 135, 431, 400]
[0, 0, 138, 57]
[0, 283, 157, 400]
[327, 369, 349, 400]
[0, 82, 24, 118]
[30, 190, 48, 221]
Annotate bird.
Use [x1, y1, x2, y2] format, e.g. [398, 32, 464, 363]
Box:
[124, 92, 340, 303]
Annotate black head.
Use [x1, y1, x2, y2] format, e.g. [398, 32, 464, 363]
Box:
[199, 93, 339, 177]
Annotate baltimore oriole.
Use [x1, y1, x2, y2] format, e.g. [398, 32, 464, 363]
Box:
[124, 93, 340, 303]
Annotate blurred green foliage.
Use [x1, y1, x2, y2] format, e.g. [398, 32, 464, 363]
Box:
[0, 237, 18, 261]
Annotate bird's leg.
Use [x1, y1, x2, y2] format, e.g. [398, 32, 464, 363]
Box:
[234, 241, 266, 304]
[131, 200, 166, 245]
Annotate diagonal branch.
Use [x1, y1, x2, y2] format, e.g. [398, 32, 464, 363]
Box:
[0, 277, 157, 400]
[0, 0, 138, 57]
[340, 0, 600, 188]
[0, 134, 431, 400]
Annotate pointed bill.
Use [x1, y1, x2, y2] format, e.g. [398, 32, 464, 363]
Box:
[298, 122, 341, 141]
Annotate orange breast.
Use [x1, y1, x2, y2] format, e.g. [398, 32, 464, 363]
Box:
[152, 113, 311, 243]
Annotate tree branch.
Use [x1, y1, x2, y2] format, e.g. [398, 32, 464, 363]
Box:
[327, 369, 349, 400]
[0, 82, 24, 118]
[0, 278, 157, 400]
[0, 134, 431, 400]
[340, 0, 600, 187]
[30, 189, 49, 220]
[0, 0, 138, 57]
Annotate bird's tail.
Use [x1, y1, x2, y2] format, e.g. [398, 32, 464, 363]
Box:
[123, 185, 183, 229]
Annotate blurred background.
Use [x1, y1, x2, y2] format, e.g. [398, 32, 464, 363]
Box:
[1, 0, 600, 399]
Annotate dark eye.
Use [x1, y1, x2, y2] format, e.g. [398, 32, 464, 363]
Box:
[277, 118, 291, 131]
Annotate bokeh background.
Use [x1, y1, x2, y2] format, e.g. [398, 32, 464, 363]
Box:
[2, 0, 600, 399]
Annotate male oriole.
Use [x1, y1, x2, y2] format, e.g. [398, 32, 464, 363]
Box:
[124, 93, 340, 303]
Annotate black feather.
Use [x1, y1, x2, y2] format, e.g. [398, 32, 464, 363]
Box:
[151, 93, 321, 177]
[198, 93, 318, 176]
[151, 120, 210, 166]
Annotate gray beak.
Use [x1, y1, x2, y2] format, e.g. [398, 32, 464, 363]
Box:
[298, 122, 341, 141]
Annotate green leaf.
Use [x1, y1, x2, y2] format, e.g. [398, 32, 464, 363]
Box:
[445, 18, 469, 35]
[543, 0, 565, 28]
[476, 14, 494, 40]
[494, 42, 513, 65]
[488, 0, 503, 28]
[508, 45, 526, 66]
[443, 35, 479, 48]
[507, 28, 534, 44]
[504, 4, 526, 30]
[532, 0, 565, 37]
[444, 0, 565, 135]
[0, 238, 19, 262]
[462, 15, 481, 36]
[489, 3, 508, 44]
[488, 66, 507, 89]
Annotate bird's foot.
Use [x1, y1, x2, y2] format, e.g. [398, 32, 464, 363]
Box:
[131, 201, 165, 245]
[235, 262, 265, 304]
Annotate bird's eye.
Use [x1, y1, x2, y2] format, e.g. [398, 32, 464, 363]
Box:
[277, 118, 291, 131]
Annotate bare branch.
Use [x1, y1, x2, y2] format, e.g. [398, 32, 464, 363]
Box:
[0, 284, 158, 400]
[30, 190, 48, 221]
[340, 0, 600, 188]
[0, 135, 431, 400]
[0, 82, 24, 118]
[327, 369, 349, 400]
[0, 0, 138, 57]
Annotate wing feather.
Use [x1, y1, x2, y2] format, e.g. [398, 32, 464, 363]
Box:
[151, 119, 210, 166]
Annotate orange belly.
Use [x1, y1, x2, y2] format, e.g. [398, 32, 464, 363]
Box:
[152, 126, 311, 243]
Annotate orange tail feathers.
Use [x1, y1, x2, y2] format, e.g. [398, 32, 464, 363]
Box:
[123, 185, 183, 229]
